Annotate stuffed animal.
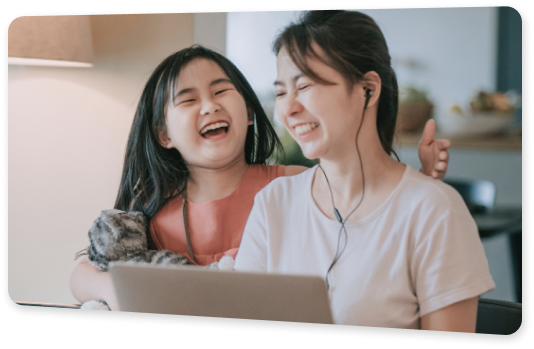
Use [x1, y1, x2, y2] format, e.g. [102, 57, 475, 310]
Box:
[76, 209, 234, 310]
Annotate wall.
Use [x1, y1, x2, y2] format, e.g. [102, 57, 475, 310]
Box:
[194, 12, 227, 55]
[8, 13, 195, 304]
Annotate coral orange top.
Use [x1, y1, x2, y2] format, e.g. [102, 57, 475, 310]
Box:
[149, 164, 285, 266]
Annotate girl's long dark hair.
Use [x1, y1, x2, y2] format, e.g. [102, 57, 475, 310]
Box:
[273, 10, 399, 159]
[114, 45, 282, 225]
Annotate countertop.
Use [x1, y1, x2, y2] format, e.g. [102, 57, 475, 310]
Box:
[394, 131, 522, 151]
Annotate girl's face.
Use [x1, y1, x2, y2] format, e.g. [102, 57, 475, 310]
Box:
[162, 58, 253, 169]
[274, 46, 367, 161]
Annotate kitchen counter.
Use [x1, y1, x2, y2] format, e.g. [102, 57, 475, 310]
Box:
[394, 131, 522, 151]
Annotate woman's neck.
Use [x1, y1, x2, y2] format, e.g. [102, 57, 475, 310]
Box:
[186, 157, 250, 203]
[312, 129, 405, 222]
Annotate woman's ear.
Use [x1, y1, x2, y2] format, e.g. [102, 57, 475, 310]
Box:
[362, 71, 382, 107]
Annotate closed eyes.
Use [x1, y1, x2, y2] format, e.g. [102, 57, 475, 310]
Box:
[275, 84, 311, 98]
[177, 90, 231, 105]
[178, 99, 196, 105]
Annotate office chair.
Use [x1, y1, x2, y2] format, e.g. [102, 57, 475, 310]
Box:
[446, 178, 522, 303]
[476, 298, 522, 335]
[444, 179, 496, 214]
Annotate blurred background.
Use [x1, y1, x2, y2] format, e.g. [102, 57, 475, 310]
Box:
[9, 8, 521, 305]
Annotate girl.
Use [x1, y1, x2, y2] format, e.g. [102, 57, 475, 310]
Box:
[234, 11, 495, 331]
[70, 45, 450, 310]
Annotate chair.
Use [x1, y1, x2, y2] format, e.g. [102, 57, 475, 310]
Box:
[446, 178, 522, 303]
[444, 179, 496, 214]
[476, 298, 522, 335]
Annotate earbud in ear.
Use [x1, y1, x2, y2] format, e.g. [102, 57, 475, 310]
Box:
[363, 88, 373, 111]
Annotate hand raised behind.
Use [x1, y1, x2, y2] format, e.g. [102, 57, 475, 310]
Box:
[418, 119, 451, 180]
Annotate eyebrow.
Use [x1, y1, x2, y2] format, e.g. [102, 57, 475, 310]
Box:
[273, 73, 304, 87]
[174, 78, 234, 99]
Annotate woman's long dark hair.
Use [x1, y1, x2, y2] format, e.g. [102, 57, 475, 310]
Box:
[114, 45, 282, 223]
[273, 10, 399, 159]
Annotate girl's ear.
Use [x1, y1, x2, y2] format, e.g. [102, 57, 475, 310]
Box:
[247, 107, 255, 126]
[157, 128, 174, 149]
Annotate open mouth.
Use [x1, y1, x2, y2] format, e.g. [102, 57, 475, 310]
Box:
[294, 122, 319, 136]
[200, 121, 229, 139]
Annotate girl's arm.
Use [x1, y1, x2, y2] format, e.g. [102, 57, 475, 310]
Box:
[69, 256, 119, 310]
[418, 120, 451, 180]
[421, 297, 479, 332]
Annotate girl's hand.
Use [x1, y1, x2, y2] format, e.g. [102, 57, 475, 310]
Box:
[70, 256, 120, 311]
[418, 120, 451, 180]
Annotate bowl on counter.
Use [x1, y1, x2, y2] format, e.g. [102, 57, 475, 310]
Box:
[396, 102, 433, 133]
[435, 112, 514, 137]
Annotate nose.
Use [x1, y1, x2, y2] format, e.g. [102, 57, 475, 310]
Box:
[279, 92, 303, 119]
[200, 97, 221, 115]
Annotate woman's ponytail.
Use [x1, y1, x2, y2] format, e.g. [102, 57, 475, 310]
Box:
[376, 67, 399, 160]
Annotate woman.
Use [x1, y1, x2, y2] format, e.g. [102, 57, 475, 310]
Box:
[234, 10, 494, 331]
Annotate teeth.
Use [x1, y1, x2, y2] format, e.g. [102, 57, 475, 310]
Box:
[200, 121, 229, 135]
[294, 122, 319, 136]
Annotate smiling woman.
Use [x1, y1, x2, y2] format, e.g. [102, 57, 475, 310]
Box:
[274, 45, 380, 161]
[234, 10, 495, 331]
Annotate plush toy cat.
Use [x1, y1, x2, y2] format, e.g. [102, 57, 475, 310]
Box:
[76, 209, 234, 310]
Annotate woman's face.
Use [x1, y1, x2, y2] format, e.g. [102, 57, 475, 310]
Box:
[163, 58, 253, 169]
[275, 46, 367, 161]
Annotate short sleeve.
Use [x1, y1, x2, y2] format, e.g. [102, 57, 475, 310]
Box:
[411, 209, 495, 316]
[234, 194, 269, 272]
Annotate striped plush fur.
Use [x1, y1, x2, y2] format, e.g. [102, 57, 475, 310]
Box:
[76, 209, 191, 271]
[76, 209, 235, 311]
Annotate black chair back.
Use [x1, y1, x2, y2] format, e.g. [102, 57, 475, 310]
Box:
[476, 298, 522, 335]
[445, 179, 496, 214]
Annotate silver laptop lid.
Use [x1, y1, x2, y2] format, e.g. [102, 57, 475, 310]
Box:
[109, 261, 333, 324]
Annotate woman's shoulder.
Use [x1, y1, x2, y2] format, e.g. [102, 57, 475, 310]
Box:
[398, 167, 479, 248]
[400, 165, 468, 213]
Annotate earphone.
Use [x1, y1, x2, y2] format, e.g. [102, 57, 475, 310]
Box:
[320, 87, 373, 290]
[364, 87, 374, 104]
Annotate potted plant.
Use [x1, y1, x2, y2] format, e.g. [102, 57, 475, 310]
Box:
[396, 86, 434, 133]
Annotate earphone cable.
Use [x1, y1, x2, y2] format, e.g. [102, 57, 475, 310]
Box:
[343, 93, 369, 222]
[323, 92, 370, 289]
[325, 223, 348, 288]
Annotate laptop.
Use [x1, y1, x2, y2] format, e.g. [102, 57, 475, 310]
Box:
[109, 261, 333, 324]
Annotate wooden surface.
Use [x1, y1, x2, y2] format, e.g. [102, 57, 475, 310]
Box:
[394, 131, 522, 151]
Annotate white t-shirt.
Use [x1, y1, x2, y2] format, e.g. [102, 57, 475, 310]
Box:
[234, 165, 495, 329]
